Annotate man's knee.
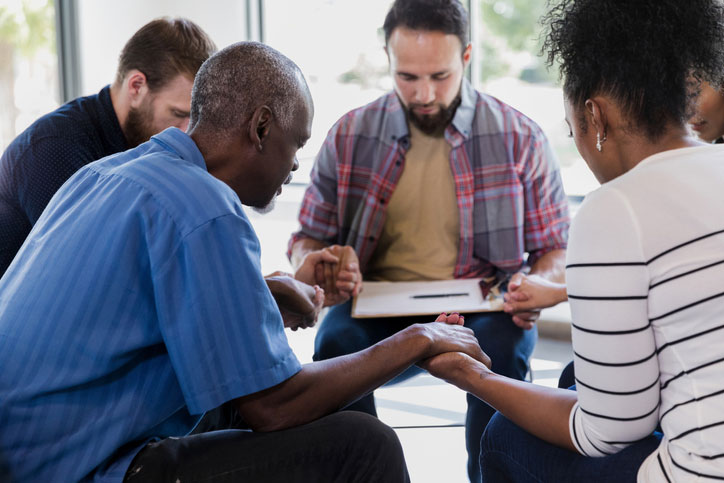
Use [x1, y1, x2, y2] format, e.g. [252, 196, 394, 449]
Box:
[326, 412, 409, 482]
[337, 411, 399, 447]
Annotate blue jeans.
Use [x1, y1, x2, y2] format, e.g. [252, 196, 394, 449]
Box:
[314, 300, 537, 483]
[480, 406, 662, 482]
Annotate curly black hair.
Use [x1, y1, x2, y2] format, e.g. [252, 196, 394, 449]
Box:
[383, 0, 469, 50]
[541, 0, 724, 139]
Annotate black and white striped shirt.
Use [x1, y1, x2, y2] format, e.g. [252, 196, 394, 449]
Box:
[567, 145, 724, 481]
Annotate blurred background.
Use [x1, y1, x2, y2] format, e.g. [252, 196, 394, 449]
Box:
[0, 0, 597, 200]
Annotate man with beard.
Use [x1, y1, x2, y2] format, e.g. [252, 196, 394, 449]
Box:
[288, 0, 570, 481]
[0, 17, 216, 276]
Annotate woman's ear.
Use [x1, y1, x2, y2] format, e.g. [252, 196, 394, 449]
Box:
[248, 105, 273, 152]
[585, 97, 608, 136]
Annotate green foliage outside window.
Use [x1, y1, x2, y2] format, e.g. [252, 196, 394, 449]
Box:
[0, 0, 56, 149]
[478, 0, 559, 84]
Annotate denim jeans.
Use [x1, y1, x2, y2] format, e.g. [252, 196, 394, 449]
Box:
[480, 402, 662, 482]
[123, 410, 409, 482]
[314, 300, 537, 483]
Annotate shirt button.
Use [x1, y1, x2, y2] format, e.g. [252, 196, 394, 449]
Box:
[379, 198, 385, 204]
[368, 236, 375, 242]
[395, 161, 401, 166]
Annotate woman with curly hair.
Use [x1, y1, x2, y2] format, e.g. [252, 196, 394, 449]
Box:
[422, 1, 724, 481]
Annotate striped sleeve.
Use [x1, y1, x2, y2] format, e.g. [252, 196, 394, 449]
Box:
[566, 186, 660, 456]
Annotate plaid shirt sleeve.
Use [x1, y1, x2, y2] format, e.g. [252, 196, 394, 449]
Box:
[287, 119, 345, 257]
[515, 124, 570, 266]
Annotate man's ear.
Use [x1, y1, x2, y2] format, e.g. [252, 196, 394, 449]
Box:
[125, 70, 149, 109]
[249, 105, 273, 152]
[462, 42, 472, 68]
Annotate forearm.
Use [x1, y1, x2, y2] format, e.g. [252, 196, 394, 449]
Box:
[235, 325, 430, 431]
[529, 248, 566, 283]
[289, 237, 329, 271]
[453, 361, 577, 452]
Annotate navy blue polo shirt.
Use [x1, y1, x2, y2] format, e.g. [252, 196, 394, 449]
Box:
[0, 85, 127, 276]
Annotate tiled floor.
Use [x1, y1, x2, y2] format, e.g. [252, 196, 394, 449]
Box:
[248, 195, 574, 482]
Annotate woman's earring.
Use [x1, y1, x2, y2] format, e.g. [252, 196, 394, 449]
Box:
[596, 132, 606, 152]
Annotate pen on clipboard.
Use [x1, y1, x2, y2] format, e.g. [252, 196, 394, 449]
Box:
[410, 292, 470, 299]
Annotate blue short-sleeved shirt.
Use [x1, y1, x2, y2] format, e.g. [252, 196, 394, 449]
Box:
[0, 85, 127, 277]
[0, 128, 301, 482]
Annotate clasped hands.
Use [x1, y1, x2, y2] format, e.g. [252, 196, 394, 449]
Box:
[417, 312, 493, 384]
[295, 244, 363, 307]
[266, 244, 363, 331]
[503, 273, 567, 330]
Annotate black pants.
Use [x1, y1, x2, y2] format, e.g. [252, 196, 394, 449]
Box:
[124, 410, 410, 482]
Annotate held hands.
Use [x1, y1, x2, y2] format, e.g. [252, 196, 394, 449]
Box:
[415, 313, 491, 368]
[265, 272, 324, 331]
[289, 243, 361, 309]
[503, 273, 567, 330]
[415, 312, 492, 384]
[422, 352, 492, 388]
[302, 245, 362, 307]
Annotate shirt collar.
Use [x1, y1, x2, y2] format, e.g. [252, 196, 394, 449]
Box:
[97, 85, 129, 152]
[387, 77, 477, 145]
[450, 77, 476, 139]
[150, 127, 208, 171]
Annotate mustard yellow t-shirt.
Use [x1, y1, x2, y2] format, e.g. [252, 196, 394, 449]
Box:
[366, 124, 460, 281]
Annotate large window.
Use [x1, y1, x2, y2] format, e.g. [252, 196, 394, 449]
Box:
[263, 0, 394, 185]
[0, 0, 59, 152]
[473, 0, 597, 197]
[2, 1, 595, 191]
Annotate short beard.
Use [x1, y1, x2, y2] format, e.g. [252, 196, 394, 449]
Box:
[404, 95, 462, 136]
[123, 101, 155, 148]
[252, 197, 276, 215]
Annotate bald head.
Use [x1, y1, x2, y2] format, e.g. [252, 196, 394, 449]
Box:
[189, 41, 310, 135]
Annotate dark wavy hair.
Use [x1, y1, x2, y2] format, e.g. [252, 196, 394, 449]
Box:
[541, 0, 724, 139]
[383, 0, 469, 50]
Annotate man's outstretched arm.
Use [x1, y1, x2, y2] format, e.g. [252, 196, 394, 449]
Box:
[234, 320, 488, 432]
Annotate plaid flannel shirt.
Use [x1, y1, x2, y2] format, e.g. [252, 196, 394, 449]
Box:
[289, 79, 570, 278]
